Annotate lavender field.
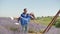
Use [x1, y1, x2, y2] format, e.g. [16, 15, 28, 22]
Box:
[0, 17, 60, 34]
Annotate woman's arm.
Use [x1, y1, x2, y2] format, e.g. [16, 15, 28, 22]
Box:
[30, 13, 35, 20]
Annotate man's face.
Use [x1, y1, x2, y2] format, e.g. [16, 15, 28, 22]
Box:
[24, 9, 27, 14]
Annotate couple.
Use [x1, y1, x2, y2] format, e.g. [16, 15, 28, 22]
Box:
[18, 8, 35, 34]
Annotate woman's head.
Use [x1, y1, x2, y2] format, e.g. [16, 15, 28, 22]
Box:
[30, 12, 34, 16]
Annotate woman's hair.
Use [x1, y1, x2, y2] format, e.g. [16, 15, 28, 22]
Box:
[30, 13, 35, 20]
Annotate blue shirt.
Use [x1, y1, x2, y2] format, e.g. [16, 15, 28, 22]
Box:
[20, 13, 31, 25]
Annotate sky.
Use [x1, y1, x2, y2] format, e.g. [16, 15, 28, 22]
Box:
[0, 0, 60, 17]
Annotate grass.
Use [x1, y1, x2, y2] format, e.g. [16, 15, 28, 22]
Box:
[31, 17, 52, 26]
[28, 28, 43, 34]
[10, 27, 18, 31]
[31, 16, 60, 26]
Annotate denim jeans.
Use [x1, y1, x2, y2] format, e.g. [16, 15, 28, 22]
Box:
[21, 24, 28, 34]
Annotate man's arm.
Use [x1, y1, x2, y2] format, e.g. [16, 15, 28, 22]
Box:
[17, 14, 23, 22]
[18, 13, 24, 22]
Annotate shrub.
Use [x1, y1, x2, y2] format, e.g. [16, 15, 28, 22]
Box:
[55, 19, 60, 28]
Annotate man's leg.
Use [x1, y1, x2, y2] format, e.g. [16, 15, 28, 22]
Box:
[21, 25, 25, 34]
[24, 24, 28, 34]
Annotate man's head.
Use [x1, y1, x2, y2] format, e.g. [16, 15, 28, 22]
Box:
[23, 8, 27, 14]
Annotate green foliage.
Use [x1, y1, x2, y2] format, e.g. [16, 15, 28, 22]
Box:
[34, 16, 52, 25]
[36, 17, 41, 20]
[55, 19, 60, 28]
[32, 16, 60, 26]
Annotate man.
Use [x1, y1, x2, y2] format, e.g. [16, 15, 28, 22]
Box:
[18, 8, 35, 34]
